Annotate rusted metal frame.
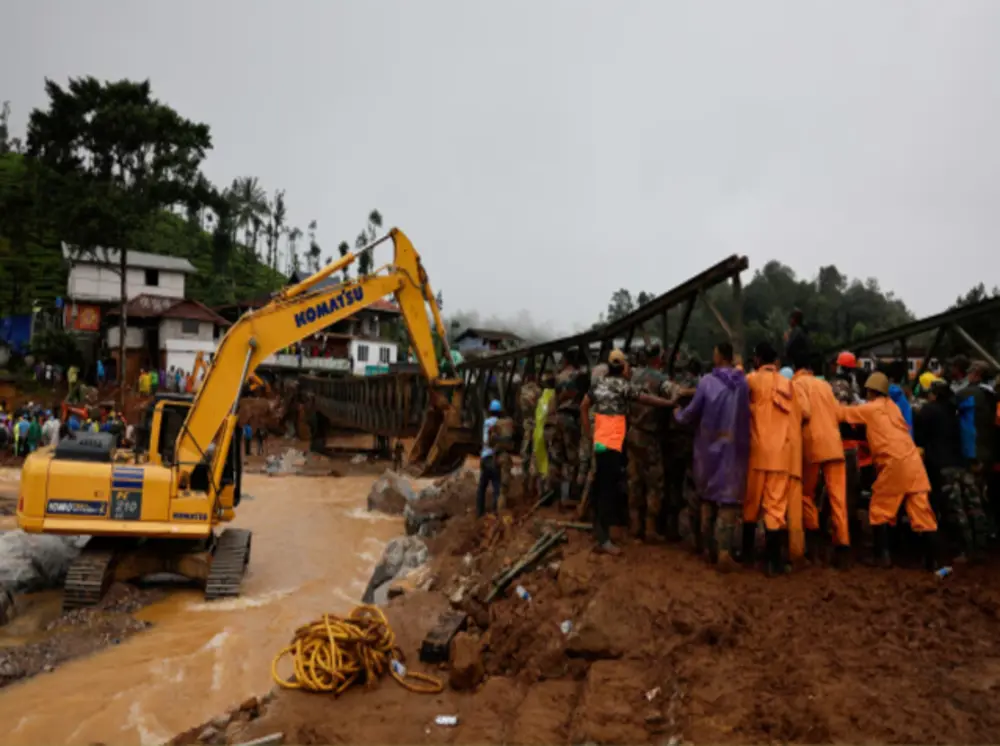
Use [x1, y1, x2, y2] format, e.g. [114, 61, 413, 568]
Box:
[702, 294, 732, 339]
[730, 274, 744, 364]
[668, 293, 698, 377]
[899, 336, 909, 390]
[458, 254, 749, 370]
[502, 358, 518, 413]
[914, 324, 949, 383]
[828, 296, 1000, 355]
[951, 323, 1000, 371]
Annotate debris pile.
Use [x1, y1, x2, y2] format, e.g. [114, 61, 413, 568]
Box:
[0, 531, 86, 594]
[404, 469, 479, 538]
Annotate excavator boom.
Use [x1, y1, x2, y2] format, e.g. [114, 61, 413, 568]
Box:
[175, 228, 460, 487]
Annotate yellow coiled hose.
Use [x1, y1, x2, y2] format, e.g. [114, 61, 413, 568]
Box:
[271, 604, 443, 695]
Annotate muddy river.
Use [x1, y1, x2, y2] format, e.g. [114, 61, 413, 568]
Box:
[0, 471, 401, 745]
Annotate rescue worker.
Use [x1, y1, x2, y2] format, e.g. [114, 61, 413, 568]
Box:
[26, 413, 41, 453]
[580, 350, 673, 555]
[546, 349, 585, 507]
[793, 352, 851, 565]
[956, 361, 997, 527]
[915, 381, 983, 561]
[518, 372, 542, 497]
[886, 361, 914, 436]
[831, 351, 862, 405]
[243, 422, 253, 456]
[490, 405, 517, 510]
[533, 372, 556, 500]
[744, 342, 810, 576]
[577, 360, 608, 510]
[674, 341, 750, 571]
[477, 399, 504, 517]
[666, 357, 700, 543]
[627, 348, 681, 542]
[838, 371, 938, 569]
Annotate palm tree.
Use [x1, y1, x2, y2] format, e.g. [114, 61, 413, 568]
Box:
[270, 190, 286, 273]
[338, 241, 350, 282]
[356, 232, 372, 276]
[367, 209, 383, 240]
[229, 177, 268, 256]
[287, 226, 303, 275]
[307, 219, 321, 273]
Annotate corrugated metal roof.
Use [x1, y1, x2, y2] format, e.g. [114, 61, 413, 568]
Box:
[62, 243, 197, 274]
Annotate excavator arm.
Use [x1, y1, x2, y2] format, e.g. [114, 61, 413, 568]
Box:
[174, 229, 458, 492]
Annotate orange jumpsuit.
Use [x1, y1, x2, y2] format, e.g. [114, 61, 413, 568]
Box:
[838, 398, 937, 532]
[794, 370, 850, 546]
[745, 365, 809, 556]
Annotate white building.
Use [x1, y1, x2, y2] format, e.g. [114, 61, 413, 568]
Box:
[62, 243, 196, 304]
[106, 294, 230, 383]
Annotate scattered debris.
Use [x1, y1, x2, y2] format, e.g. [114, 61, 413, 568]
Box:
[434, 715, 459, 728]
[419, 610, 469, 664]
[361, 536, 429, 604]
[486, 529, 566, 602]
[448, 631, 485, 691]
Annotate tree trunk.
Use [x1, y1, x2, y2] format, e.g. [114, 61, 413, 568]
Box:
[119, 250, 128, 412]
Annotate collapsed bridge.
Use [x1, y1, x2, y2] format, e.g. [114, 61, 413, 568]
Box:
[299, 255, 749, 474]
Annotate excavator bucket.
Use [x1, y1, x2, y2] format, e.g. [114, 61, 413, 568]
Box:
[407, 385, 479, 477]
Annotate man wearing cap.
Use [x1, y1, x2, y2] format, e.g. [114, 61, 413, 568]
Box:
[832, 351, 862, 405]
[580, 349, 673, 555]
[838, 371, 938, 568]
[477, 399, 506, 517]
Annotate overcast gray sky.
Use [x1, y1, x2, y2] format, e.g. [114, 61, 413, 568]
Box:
[5, 1, 999, 335]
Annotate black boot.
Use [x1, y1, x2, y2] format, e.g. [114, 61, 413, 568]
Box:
[806, 529, 822, 564]
[741, 523, 757, 566]
[832, 545, 852, 570]
[663, 511, 682, 543]
[867, 525, 892, 568]
[765, 530, 783, 577]
[921, 532, 939, 572]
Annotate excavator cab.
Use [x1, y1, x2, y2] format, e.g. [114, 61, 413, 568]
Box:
[134, 393, 195, 466]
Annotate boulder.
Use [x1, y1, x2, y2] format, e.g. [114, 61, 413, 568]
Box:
[361, 536, 428, 604]
[366, 471, 416, 515]
[565, 583, 653, 660]
[448, 632, 485, 691]
[404, 469, 477, 537]
[0, 589, 15, 626]
[0, 531, 87, 593]
[557, 551, 597, 597]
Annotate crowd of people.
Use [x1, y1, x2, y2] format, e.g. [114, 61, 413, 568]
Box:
[0, 400, 130, 456]
[136, 365, 202, 396]
[479, 313, 999, 575]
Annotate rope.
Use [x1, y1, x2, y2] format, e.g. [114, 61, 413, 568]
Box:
[271, 604, 443, 696]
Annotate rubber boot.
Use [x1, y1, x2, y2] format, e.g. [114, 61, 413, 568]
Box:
[832, 545, 852, 570]
[866, 524, 892, 568]
[663, 511, 682, 543]
[559, 481, 573, 509]
[806, 529, 822, 564]
[921, 531, 939, 572]
[764, 530, 783, 577]
[741, 523, 757, 567]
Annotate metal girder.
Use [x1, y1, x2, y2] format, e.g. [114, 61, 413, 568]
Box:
[458, 254, 749, 371]
[825, 296, 1000, 354]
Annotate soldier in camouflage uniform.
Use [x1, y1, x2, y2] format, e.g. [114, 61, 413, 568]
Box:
[577, 361, 609, 500]
[627, 349, 680, 541]
[546, 349, 586, 506]
[518, 373, 542, 496]
[490, 412, 517, 510]
[664, 361, 699, 544]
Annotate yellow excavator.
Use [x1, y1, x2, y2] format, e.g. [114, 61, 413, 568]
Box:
[17, 229, 462, 608]
[193, 350, 269, 396]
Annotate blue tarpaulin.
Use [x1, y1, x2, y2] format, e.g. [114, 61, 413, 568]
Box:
[0, 314, 32, 353]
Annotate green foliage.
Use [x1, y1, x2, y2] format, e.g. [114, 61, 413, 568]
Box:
[29, 328, 83, 368]
[601, 261, 917, 361]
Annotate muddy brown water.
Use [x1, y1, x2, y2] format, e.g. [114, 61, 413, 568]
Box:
[0, 470, 404, 745]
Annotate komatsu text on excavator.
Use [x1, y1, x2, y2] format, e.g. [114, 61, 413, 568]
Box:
[17, 229, 462, 609]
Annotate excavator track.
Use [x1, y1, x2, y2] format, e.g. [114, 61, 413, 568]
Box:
[204, 528, 252, 600]
[63, 546, 117, 611]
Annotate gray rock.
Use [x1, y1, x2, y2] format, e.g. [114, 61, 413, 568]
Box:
[0, 531, 87, 594]
[367, 471, 416, 515]
[361, 536, 428, 604]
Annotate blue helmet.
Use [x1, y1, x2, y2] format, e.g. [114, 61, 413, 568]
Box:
[489, 399, 502, 413]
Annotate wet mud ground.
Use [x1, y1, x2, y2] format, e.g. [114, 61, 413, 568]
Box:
[182, 507, 1000, 746]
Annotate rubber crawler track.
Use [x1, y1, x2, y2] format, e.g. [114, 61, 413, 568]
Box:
[205, 528, 252, 600]
[63, 547, 116, 611]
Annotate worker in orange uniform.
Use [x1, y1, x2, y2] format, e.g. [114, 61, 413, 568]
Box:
[793, 352, 850, 567]
[744, 342, 810, 576]
[838, 371, 938, 569]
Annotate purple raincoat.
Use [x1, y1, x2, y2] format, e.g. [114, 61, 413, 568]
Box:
[674, 366, 750, 505]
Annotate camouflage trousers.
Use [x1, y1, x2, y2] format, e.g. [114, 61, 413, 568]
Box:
[577, 415, 594, 488]
[626, 430, 665, 537]
[544, 412, 580, 492]
[520, 417, 535, 476]
[497, 452, 514, 510]
[698, 502, 740, 559]
[941, 466, 989, 554]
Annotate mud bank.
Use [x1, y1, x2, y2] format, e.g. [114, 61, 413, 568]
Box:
[178, 479, 1000, 746]
[0, 583, 161, 689]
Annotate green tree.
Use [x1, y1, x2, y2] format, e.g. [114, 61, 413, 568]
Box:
[229, 176, 268, 260]
[306, 219, 321, 274]
[286, 226, 302, 275]
[337, 240, 350, 281]
[268, 189, 286, 272]
[26, 77, 213, 398]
